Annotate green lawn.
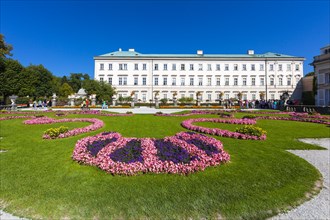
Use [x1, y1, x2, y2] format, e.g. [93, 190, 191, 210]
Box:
[0, 112, 329, 219]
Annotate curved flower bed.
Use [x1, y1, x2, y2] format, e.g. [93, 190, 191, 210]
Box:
[72, 131, 230, 175]
[24, 117, 104, 139]
[288, 112, 330, 120]
[256, 116, 330, 125]
[181, 118, 266, 140]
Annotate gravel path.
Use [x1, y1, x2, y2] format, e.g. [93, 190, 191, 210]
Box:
[1, 138, 329, 220]
[271, 138, 330, 220]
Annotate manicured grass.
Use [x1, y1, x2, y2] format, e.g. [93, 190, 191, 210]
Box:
[0, 112, 329, 219]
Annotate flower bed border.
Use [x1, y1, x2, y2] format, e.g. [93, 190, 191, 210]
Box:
[181, 118, 266, 140]
[72, 131, 230, 175]
[24, 117, 104, 139]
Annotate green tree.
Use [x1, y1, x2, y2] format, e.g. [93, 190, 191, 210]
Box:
[0, 34, 13, 58]
[59, 83, 74, 97]
[16, 64, 54, 98]
[68, 73, 90, 92]
[0, 59, 24, 102]
[51, 76, 62, 95]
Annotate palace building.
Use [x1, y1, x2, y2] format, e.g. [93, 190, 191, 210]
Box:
[94, 49, 304, 102]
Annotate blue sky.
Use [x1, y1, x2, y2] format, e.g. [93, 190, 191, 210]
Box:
[1, 0, 329, 77]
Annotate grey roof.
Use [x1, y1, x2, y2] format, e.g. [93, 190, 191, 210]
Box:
[96, 50, 301, 59]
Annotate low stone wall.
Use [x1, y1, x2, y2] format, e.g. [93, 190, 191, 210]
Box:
[286, 105, 330, 114]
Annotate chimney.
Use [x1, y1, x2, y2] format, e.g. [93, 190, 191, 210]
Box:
[247, 50, 254, 55]
[197, 50, 203, 55]
[128, 48, 135, 52]
[119, 48, 122, 51]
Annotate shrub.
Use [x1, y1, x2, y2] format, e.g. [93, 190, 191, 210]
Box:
[44, 126, 69, 138]
[235, 125, 266, 137]
[242, 115, 257, 119]
[126, 111, 133, 114]
[219, 112, 234, 118]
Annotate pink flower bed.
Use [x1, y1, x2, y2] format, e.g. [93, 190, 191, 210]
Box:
[181, 118, 266, 140]
[72, 131, 230, 175]
[289, 112, 330, 120]
[24, 117, 104, 139]
[256, 116, 330, 125]
[70, 110, 133, 117]
[0, 115, 35, 121]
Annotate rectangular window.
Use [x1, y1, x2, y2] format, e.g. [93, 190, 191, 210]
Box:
[225, 78, 229, 86]
[225, 94, 229, 99]
[207, 77, 211, 86]
[123, 77, 127, 85]
[109, 64, 112, 70]
[142, 94, 146, 102]
[172, 77, 176, 86]
[190, 78, 194, 86]
[251, 64, 255, 71]
[270, 64, 274, 71]
[119, 64, 123, 70]
[163, 94, 167, 99]
[181, 94, 184, 98]
[207, 94, 212, 101]
[234, 64, 238, 71]
[190, 64, 194, 71]
[216, 77, 220, 86]
[181, 78, 185, 86]
[154, 77, 158, 86]
[278, 64, 282, 71]
[242, 64, 247, 71]
[163, 77, 167, 85]
[234, 78, 238, 86]
[252, 94, 256, 100]
[154, 64, 158, 70]
[119, 77, 123, 85]
[134, 64, 138, 70]
[190, 94, 194, 99]
[279, 78, 283, 86]
[172, 64, 176, 70]
[260, 64, 264, 71]
[225, 64, 229, 71]
[164, 64, 167, 71]
[142, 77, 146, 85]
[143, 64, 147, 70]
[243, 77, 247, 86]
[260, 78, 265, 86]
[287, 64, 291, 71]
[271, 94, 275, 99]
[108, 77, 112, 85]
[287, 78, 291, 86]
[198, 77, 203, 86]
[198, 64, 203, 71]
[100, 63, 104, 70]
[251, 78, 256, 86]
[100, 77, 104, 82]
[207, 64, 212, 71]
[134, 77, 138, 85]
[243, 94, 247, 100]
[216, 64, 220, 71]
[295, 64, 300, 71]
[270, 78, 274, 86]
[181, 64, 185, 71]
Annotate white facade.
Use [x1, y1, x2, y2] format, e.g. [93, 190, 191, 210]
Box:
[312, 45, 330, 106]
[94, 49, 304, 102]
